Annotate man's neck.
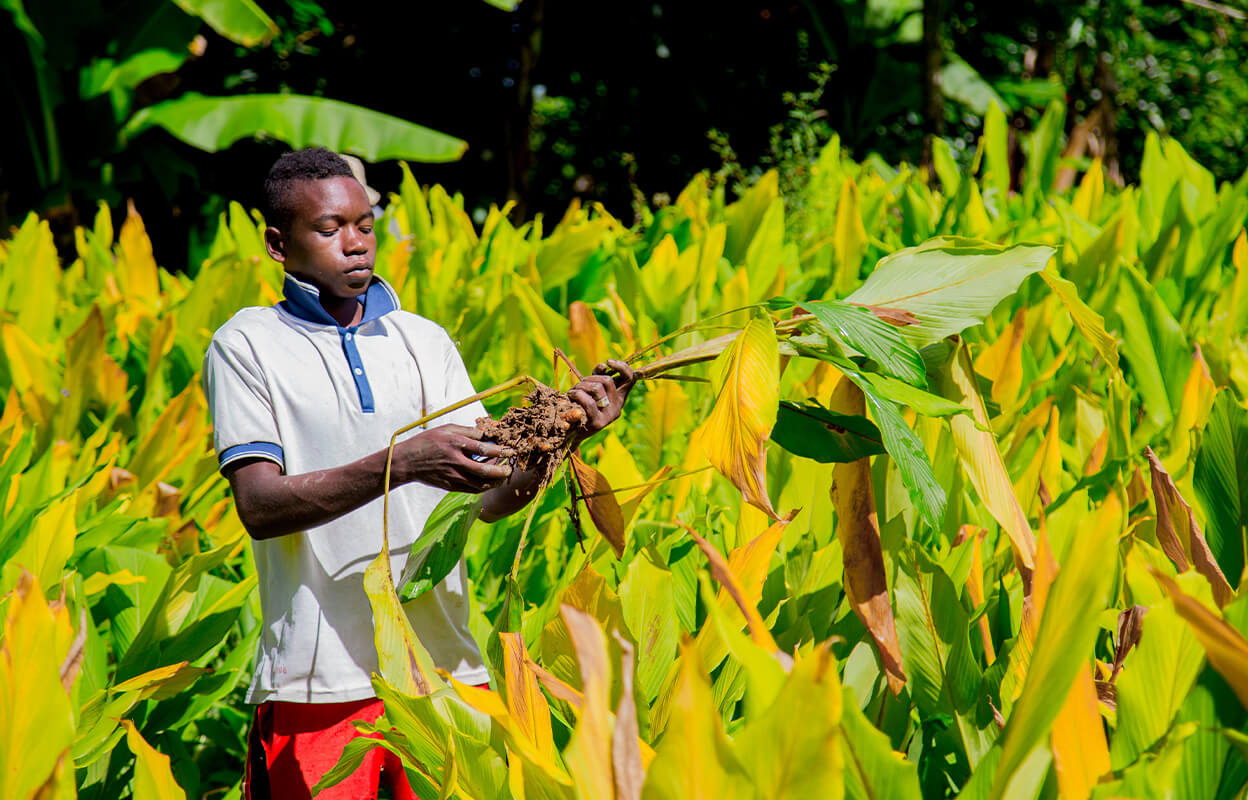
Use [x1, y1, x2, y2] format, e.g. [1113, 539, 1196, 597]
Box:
[321, 295, 364, 327]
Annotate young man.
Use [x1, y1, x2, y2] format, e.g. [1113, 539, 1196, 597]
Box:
[203, 148, 632, 799]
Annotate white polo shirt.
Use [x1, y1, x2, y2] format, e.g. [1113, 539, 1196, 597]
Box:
[203, 274, 489, 704]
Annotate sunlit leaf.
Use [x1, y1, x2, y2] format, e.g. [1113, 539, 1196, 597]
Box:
[0, 572, 75, 800]
[989, 505, 1116, 797]
[123, 719, 187, 800]
[845, 237, 1054, 348]
[937, 344, 1036, 570]
[699, 317, 781, 518]
[1155, 571, 1248, 708]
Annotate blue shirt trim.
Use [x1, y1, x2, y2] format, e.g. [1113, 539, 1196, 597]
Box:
[277, 274, 401, 414]
[220, 441, 285, 472]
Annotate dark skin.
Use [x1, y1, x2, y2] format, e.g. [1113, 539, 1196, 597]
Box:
[230, 175, 633, 539]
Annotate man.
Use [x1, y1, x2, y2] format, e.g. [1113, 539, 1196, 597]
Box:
[203, 148, 632, 799]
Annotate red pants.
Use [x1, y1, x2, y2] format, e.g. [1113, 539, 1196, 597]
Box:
[243, 697, 418, 800]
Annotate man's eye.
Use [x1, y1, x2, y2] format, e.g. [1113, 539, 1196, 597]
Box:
[360, 226, 374, 235]
[318, 229, 337, 237]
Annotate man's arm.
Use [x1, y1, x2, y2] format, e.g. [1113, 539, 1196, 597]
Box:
[227, 425, 513, 540]
[227, 360, 635, 537]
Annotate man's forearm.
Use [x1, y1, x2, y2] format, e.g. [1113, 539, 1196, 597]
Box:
[228, 450, 398, 539]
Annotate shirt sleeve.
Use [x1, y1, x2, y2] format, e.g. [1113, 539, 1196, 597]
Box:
[435, 327, 489, 429]
[203, 334, 285, 473]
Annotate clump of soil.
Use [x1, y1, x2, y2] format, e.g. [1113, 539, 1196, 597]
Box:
[476, 385, 588, 487]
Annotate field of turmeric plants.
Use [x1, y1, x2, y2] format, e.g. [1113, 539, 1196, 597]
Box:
[3, 101, 1248, 799]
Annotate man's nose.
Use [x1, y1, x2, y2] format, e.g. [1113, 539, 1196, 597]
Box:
[342, 225, 369, 254]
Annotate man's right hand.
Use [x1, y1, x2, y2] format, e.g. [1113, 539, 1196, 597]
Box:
[394, 424, 514, 493]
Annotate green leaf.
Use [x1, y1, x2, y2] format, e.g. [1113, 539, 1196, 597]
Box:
[1112, 266, 1190, 436]
[841, 686, 922, 800]
[732, 643, 845, 799]
[170, 0, 278, 47]
[854, 370, 972, 420]
[894, 547, 993, 769]
[803, 300, 927, 387]
[1194, 392, 1248, 586]
[398, 492, 483, 601]
[843, 369, 946, 530]
[770, 400, 886, 463]
[124, 93, 468, 163]
[618, 550, 681, 705]
[1110, 601, 1205, 768]
[845, 237, 1054, 348]
[989, 513, 1117, 797]
[939, 55, 1005, 116]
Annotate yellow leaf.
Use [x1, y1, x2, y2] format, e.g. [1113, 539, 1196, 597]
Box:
[834, 177, 867, 294]
[568, 301, 607, 374]
[718, 268, 751, 327]
[1155, 571, 1248, 707]
[1072, 158, 1105, 220]
[675, 173, 710, 234]
[1049, 667, 1110, 800]
[695, 223, 728, 309]
[123, 720, 187, 800]
[700, 317, 780, 519]
[670, 424, 713, 514]
[1012, 406, 1062, 517]
[686, 524, 783, 653]
[1, 323, 58, 429]
[117, 200, 161, 302]
[592, 434, 645, 497]
[1164, 347, 1216, 471]
[641, 639, 747, 800]
[941, 344, 1036, 571]
[640, 380, 690, 473]
[1040, 266, 1119, 373]
[1004, 397, 1055, 464]
[640, 235, 681, 310]
[974, 309, 1026, 416]
[560, 605, 614, 800]
[364, 535, 442, 697]
[6, 492, 77, 595]
[0, 572, 76, 800]
[501, 632, 558, 764]
[966, 529, 996, 663]
[619, 465, 674, 527]
[1146, 447, 1234, 607]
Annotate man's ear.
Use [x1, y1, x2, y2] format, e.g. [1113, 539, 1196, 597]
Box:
[264, 226, 287, 263]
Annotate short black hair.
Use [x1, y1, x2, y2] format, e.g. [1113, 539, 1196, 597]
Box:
[263, 147, 354, 231]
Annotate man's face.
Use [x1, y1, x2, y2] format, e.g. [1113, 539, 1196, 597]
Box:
[266, 176, 376, 300]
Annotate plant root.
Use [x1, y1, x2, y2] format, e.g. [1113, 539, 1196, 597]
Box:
[476, 384, 588, 488]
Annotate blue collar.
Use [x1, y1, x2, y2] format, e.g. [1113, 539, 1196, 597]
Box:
[279, 273, 400, 328]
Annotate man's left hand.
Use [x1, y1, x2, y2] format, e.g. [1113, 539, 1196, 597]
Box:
[567, 359, 636, 442]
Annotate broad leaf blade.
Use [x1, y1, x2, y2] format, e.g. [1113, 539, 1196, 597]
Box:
[846, 237, 1053, 348]
[803, 299, 927, 387]
[125, 93, 468, 163]
[770, 401, 886, 463]
[700, 317, 781, 518]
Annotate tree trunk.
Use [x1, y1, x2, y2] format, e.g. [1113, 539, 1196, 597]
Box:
[919, 0, 945, 178]
[505, 0, 544, 222]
